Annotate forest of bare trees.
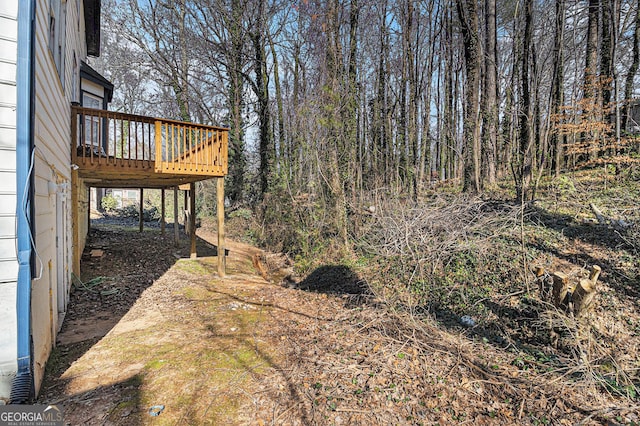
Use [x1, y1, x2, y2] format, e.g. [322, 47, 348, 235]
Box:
[92, 0, 640, 248]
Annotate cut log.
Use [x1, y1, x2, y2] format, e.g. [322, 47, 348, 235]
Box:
[573, 265, 601, 317]
[590, 203, 632, 229]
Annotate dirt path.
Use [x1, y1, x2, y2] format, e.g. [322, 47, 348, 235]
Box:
[38, 222, 637, 425]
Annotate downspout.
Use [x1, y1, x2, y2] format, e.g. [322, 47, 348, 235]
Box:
[12, 0, 36, 403]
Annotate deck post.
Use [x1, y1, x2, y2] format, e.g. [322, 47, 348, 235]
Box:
[217, 177, 225, 277]
[139, 188, 144, 232]
[87, 186, 91, 233]
[71, 169, 80, 277]
[174, 186, 179, 247]
[160, 188, 166, 235]
[183, 190, 189, 235]
[189, 182, 197, 258]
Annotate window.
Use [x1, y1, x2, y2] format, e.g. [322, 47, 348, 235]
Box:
[49, 0, 67, 84]
[82, 93, 104, 154]
[72, 53, 78, 102]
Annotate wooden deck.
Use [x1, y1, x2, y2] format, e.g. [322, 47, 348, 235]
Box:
[70, 105, 229, 278]
[71, 106, 228, 187]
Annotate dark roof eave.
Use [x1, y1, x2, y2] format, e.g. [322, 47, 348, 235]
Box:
[80, 61, 114, 102]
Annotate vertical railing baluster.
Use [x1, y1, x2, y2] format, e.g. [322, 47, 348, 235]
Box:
[119, 118, 124, 166]
[199, 127, 203, 172]
[111, 115, 116, 165]
[172, 124, 176, 170]
[127, 119, 132, 167]
[189, 125, 193, 172]
[223, 130, 228, 175]
[205, 129, 209, 172]
[154, 120, 162, 173]
[97, 111, 102, 165]
[136, 120, 141, 164]
[103, 113, 109, 166]
[89, 111, 95, 165]
[178, 125, 183, 171]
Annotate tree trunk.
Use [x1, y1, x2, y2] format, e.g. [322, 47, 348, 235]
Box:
[623, 0, 640, 132]
[442, 2, 455, 181]
[551, 0, 566, 176]
[482, 0, 498, 185]
[456, 0, 481, 193]
[227, 0, 246, 203]
[324, 0, 349, 248]
[343, 0, 359, 201]
[253, 0, 273, 196]
[269, 33, 285, 179]
[517, 0, 534, 201]
[373, 0, 390, 186]
[601, 0, 614, 110]
[584, 0, 600, 161]
[585, 0, 600, 99]
[174, 0, 190, 122]
[406, 1, 419, 199]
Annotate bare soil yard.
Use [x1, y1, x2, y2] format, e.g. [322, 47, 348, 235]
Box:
[38, 213, 638, 425]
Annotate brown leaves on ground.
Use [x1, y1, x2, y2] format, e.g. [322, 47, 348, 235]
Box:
[38, 219, 638, 425]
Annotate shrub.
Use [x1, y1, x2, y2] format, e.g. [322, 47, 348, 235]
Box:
[116, 203, 159, 222]
[101, 194, 118, 212]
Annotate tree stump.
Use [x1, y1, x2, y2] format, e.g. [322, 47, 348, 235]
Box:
[534, 266, 553, 303]
[551, 271, 571, 309]
[572, 265, 601, 317]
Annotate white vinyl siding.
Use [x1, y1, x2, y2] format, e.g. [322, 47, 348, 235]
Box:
[30, 0, 85, 393]
[0, 0, 87, 400]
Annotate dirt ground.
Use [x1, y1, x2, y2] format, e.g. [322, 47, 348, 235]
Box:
[38, 218, 639, 425]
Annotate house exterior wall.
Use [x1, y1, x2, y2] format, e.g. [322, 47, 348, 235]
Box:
[0, 0, 18, 402]
[30, 0, 88, 392]
[81, 78, 104, 99]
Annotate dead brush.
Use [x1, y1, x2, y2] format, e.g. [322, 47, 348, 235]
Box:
[355, 191, 640, 406]
[356, 193, 523, 310]
[531, 298, 639, 403]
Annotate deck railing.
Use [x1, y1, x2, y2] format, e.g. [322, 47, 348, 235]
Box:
[71, 106, 228, 176]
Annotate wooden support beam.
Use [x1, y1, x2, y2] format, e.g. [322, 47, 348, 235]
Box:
[139, 188, 144, 232]
[72, 169, 80, 277]
[161, 188, 166, 235]
[183, 189, 189, 235]
[190, 182, 197, 259]
[217, 177, 225, 277]
[174, 186, 179, 247]
[87, 186, 91, 233]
